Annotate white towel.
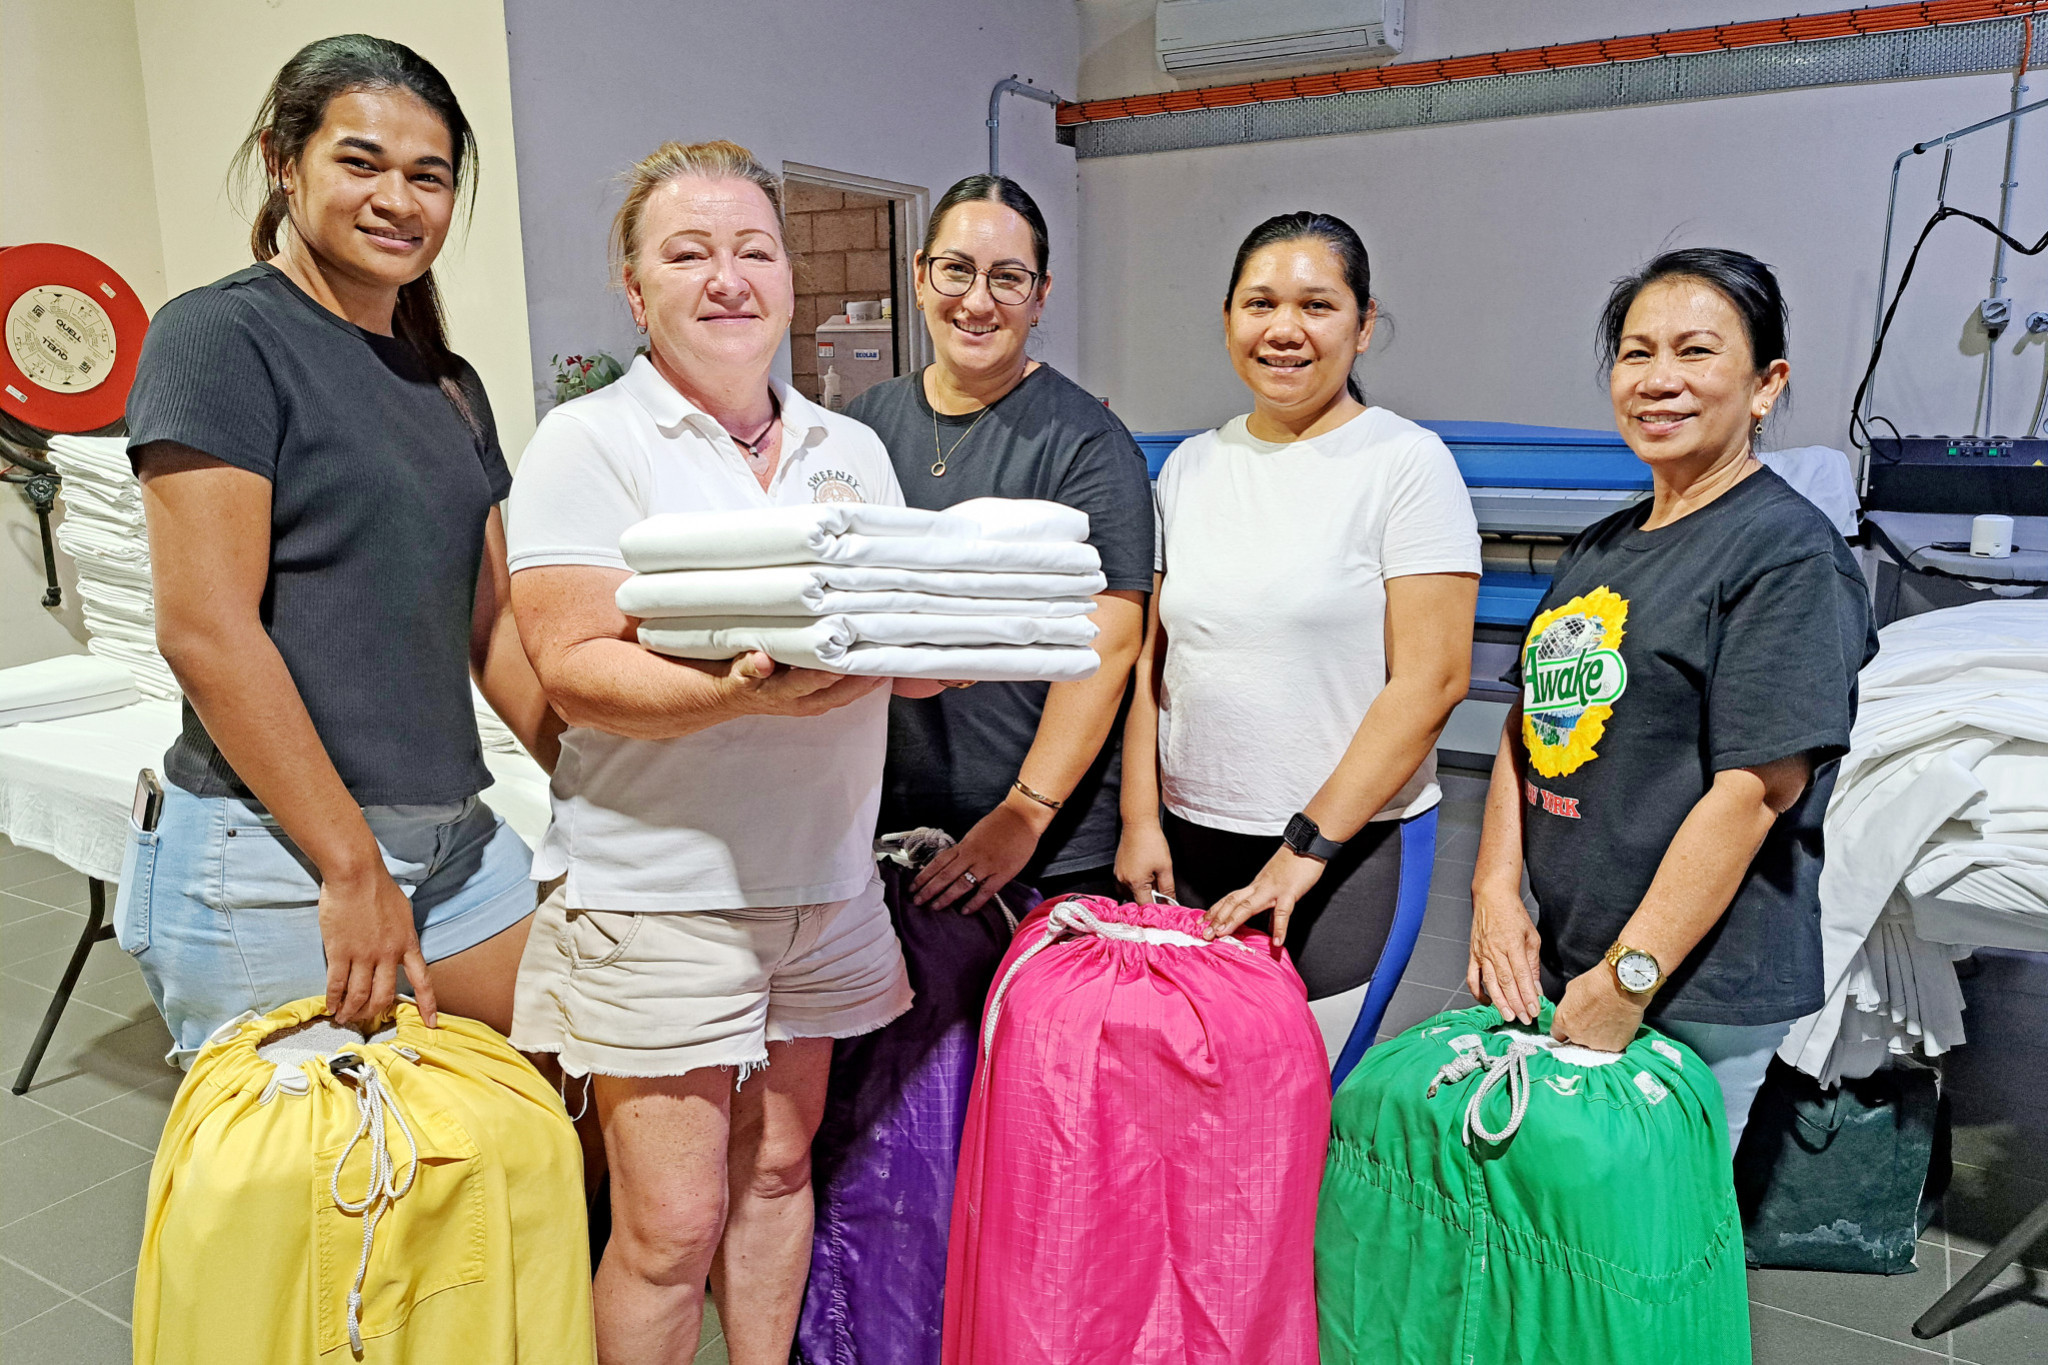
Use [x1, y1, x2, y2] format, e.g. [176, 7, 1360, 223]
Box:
[45, 434, 136, 485]
[941, 497, 1090, 544]
[640, 613, 1098, 651]
[54, 517, 152, 568]
[0, 654, 141, 727]
[639, 619, 1100, 682]
[616, 565, 1103, 619]
[85, 637, 179, 701]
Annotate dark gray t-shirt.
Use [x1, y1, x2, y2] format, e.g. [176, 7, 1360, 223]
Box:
[1507, 468, 1877, 1025]
[125, 264, 512, 805]
[847, 364, 1155, 878]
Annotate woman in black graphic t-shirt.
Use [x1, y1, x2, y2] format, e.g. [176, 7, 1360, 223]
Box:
[117, 37, 560, 1060]
[1467, 249, 1876, 1148]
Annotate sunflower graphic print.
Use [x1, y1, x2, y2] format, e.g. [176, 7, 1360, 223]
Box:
[1520, 586, 1630, 778]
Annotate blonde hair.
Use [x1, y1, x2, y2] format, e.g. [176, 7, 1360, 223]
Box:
[609, 139, 785, 280]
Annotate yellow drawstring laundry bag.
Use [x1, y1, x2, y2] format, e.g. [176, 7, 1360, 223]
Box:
[134, 998, 596, 1364]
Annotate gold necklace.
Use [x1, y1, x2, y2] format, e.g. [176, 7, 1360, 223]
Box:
[931, 403, 994, 478]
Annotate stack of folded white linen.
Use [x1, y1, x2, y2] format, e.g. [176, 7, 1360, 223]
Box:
[618, 498, 1105, 682]
[1782, 600, 2048, 1084]
[0, 654, 141, 727]
[45, 435, 180, 701]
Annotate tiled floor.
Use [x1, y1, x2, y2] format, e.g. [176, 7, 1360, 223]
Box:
[1, 773, 2042, 1362]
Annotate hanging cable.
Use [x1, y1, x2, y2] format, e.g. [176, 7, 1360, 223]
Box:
[1851, 205, 2048, 449]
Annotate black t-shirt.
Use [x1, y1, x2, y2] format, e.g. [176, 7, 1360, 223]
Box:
[125, 264, 512, 805]
[847, 364, 1155, 878]
[1508, 468, 1877, 1025]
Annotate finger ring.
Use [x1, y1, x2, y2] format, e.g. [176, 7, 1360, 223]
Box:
[963, 871, 979, 886]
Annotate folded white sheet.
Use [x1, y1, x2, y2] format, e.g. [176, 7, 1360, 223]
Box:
[46, 435, 136, 485]
[624, 525, 1100, 576]
[55, 517, 151, 568]
[0, 654, 141, 727]
[85, 637, 179, 701]
[639, 619, 1100, 682]
[615, 565, 1103, 619]
[619, 500, 1097, 575]
[642, 613, 1097, 650]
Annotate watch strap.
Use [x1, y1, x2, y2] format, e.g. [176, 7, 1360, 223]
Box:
[1283, 813, 1345, 862]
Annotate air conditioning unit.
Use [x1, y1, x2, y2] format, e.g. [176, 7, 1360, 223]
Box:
[1156, 0, 1404, 78]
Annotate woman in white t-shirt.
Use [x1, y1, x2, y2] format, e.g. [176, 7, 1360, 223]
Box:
[505, 140, 925, 1365]
[1117, 211, 1481, 1074]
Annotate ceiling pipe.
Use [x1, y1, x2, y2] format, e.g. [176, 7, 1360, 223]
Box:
[1057, 0, 2048, 128]
[989, 77, 1062, 178]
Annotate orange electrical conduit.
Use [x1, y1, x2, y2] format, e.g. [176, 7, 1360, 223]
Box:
[1056, 0, 2048, 127]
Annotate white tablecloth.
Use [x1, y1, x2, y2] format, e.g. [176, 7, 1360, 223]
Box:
[0, 700, 551, 884]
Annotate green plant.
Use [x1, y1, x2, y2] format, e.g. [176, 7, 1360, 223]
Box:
[550, 351, 625, 404]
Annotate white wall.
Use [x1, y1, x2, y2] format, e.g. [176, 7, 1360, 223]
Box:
[1075, 68, 2046, 446]
[129, 0, 540, 459]
[504, 0, 1084, 412]
[0, 0, 167, 667]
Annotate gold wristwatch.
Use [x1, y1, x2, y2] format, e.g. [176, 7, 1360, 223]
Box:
[1604, 941, 1664, 997]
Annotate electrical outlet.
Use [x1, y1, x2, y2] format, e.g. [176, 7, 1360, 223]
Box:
[1980, 297, 2013, 329]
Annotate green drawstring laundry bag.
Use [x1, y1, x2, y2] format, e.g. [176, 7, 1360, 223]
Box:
[1316, 1003, 1750, 1365]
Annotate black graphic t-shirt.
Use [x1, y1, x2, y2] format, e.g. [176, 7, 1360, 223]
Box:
[1507, 467, 1877, 1025]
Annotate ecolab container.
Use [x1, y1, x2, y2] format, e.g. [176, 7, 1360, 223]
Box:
[815, 316, 894, 408]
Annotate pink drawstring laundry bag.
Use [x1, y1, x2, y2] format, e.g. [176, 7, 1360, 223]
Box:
[943, 896, 1330, 1365]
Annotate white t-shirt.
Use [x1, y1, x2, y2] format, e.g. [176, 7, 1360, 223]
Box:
[1153, 407, 1481, 835]
[507, 356, 903, 911]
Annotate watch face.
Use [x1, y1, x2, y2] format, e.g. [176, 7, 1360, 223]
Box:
[7, 284, 116, 394]
[1616, 950, 1659, 993]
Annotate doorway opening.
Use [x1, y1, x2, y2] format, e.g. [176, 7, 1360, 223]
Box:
[782, 164, 928, 409]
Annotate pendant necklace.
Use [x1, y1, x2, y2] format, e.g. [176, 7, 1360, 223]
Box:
[931, 403, 994, 478]
[730, 392, 781, 465]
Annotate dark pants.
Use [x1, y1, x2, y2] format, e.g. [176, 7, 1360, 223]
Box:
[1161, 810, 1404, 1000]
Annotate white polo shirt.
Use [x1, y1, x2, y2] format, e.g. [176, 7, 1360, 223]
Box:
[507, 356, 903, 911]
[1154, 406, 1481, 835]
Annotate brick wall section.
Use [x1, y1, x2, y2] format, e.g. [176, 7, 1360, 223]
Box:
[786, 183, 896, 402]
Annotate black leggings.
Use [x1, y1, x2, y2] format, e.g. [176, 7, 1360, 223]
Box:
[1161, 811, 1404, 1000]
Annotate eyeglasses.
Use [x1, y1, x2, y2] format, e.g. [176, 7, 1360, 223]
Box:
[923, 254, 1042, 306]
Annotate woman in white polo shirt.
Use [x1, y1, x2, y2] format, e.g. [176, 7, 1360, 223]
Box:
[505, 140, 918, 1365]
[1117, 211, 1481, 1075]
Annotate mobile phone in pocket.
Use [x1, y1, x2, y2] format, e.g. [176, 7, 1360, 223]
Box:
[132, 768, 163, 832]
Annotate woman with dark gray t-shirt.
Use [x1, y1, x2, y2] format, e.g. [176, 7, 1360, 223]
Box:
[115, 36, 559, 1063]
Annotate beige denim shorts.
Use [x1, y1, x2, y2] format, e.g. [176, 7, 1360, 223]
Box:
[510, 876, 912, 1080]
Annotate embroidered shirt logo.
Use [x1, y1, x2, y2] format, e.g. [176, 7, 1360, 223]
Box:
[1521, 586, 1630, 778]
[808, 469, 864, 503]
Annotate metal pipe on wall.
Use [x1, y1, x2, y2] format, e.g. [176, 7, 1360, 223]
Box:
[988, 77, 1061, 178]
[1980, 19, 2032, 433]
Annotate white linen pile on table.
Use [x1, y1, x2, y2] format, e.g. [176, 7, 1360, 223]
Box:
[0, 654, 140, 727]
[1782, 601, 2048, 1084]
[618, 499, 1103, 682]
[45, 435, 179, 701]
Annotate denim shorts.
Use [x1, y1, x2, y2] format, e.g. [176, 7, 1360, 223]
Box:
[115, 784, 536, 1064]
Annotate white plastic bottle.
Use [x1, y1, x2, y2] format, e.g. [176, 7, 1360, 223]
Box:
[821, 366, 843, 412]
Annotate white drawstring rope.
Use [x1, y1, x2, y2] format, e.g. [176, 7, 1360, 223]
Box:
[1426, 1033, 1545, 1146]
[327, 1053, 420, 1355]
[980, 900, 1254, 1064]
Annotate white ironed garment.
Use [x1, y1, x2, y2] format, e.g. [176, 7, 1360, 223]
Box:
[1782, 601, 2048, 1083]
[616, 565, 1103, 619]
[639, 618, 1101, 682]
[641, 612, 1097, 651]
[621, 515, 1102, 576]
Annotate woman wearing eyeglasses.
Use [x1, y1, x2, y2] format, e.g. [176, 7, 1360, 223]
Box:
[798, 175, 1152, 1365]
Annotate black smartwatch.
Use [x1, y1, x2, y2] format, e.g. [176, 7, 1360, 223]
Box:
[1281, 812, 1345, 862]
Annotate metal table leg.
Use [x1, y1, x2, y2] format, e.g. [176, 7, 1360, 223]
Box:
[1913, 1193, 2048, 1339]
[11, 877, 116, 1095]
